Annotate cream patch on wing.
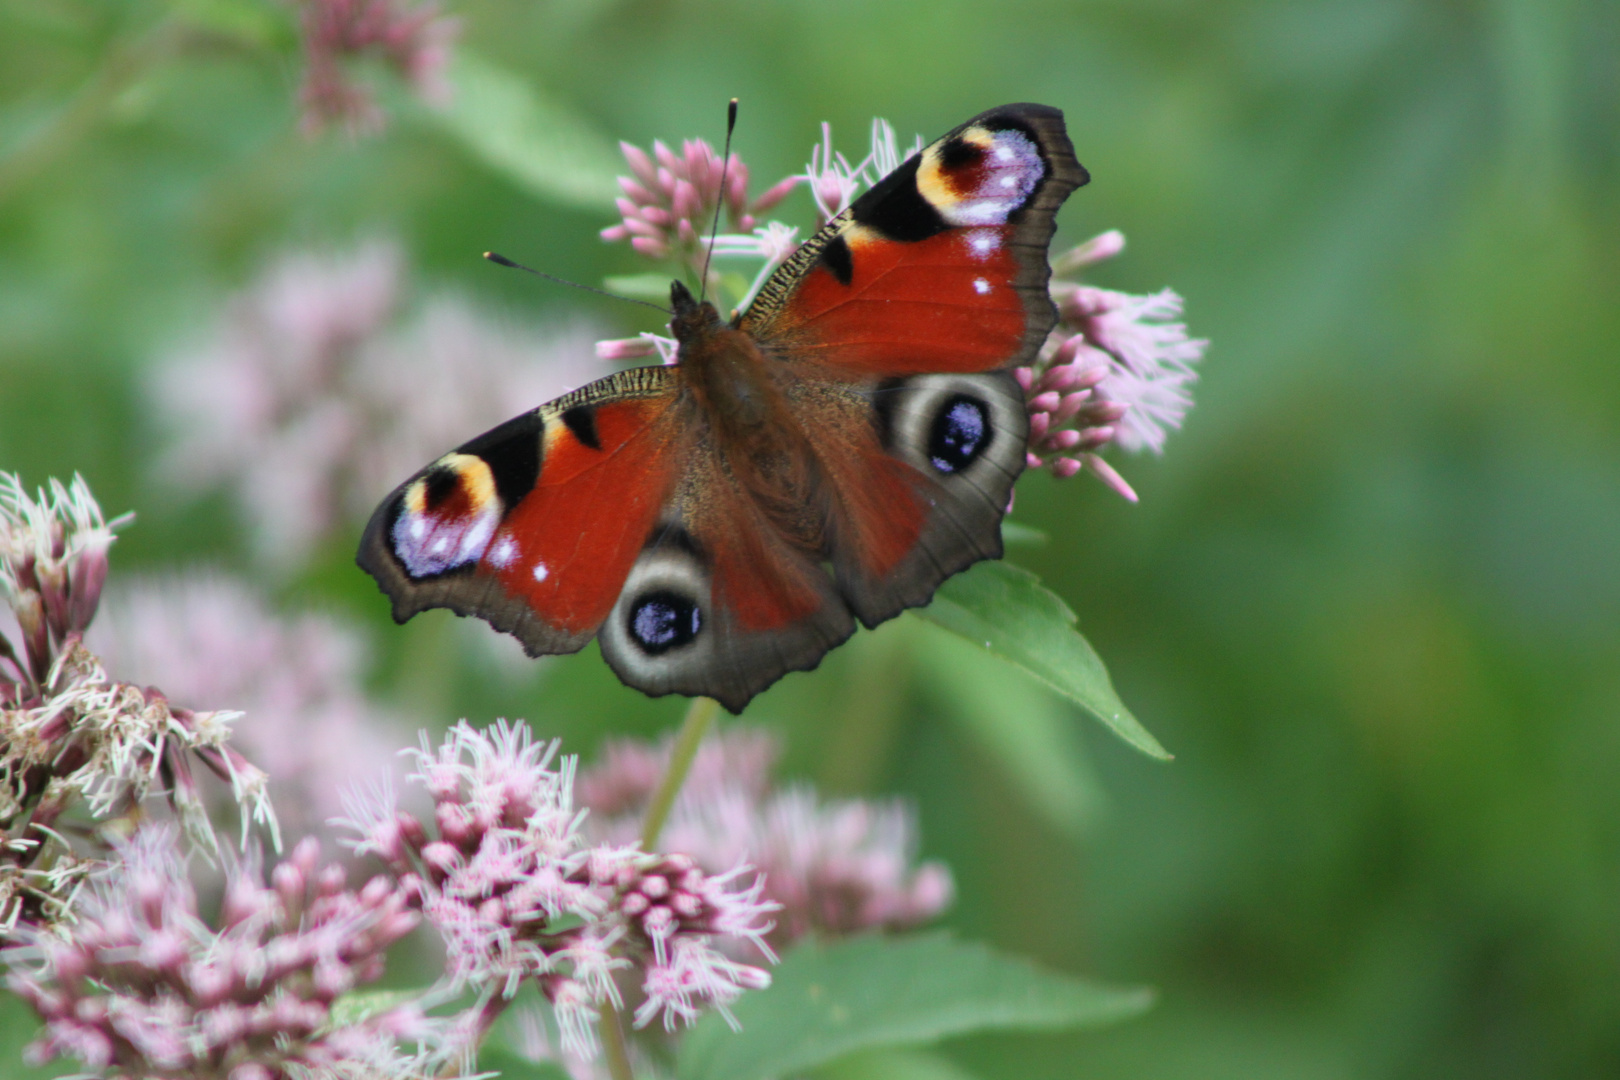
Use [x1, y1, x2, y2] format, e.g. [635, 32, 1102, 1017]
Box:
[916, 125, 1045, 227]
[391, 452, 502, 578]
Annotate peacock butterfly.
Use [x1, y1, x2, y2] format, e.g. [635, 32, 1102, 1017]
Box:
[358, 103, 1088, 712]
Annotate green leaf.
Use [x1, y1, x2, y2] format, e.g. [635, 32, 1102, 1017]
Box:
[327, 988, 423, 1027]
[813, 1047, 981, 1080]
[676, 933, 1153, 1080]
[999, 520, 1050, 548]
[915, 561, 1172, 760]
[915, 629, 1105, 837]
[478, 1045, 572, 1080]
[430, 50, 622, 211]
[174, 0, 292, 45]
[0, 989, 69, 1078]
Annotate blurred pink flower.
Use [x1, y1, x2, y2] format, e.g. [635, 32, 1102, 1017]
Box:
[580, 728, 953, 950]
[5, 827, 446, 1079]
[150, 240, 608, 572]
[87, 574, 404, 843]
[295, 0, 459, 136]
[801, 118, 922, 223]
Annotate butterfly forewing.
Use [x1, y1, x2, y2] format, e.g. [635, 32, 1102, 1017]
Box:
[741, 103, 1087, 377]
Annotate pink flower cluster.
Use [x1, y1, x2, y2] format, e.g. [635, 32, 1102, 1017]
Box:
[337, 720, 777, 1060]
[1021, 231, 1208, 499]
[88, 575, 405, 844]
[1, 475, 275, 931]
[581, 729, 953, 950]
[600, 138, 798, 275]
[295, 0, 458, 136]
[4, 828, 438, 1079]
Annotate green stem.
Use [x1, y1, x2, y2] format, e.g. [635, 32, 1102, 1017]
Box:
[640, 696, 720, 850]
[601, 1005, 636, 1080]
[598, 696, 720, 1080]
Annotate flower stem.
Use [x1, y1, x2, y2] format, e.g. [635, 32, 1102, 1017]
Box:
[601, 1001, 637, 1080]
[640, 696, 720, 850]
[598, 696, 721, 1079]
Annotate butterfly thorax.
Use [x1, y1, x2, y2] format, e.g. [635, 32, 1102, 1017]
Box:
[669, 280, 824, 551]
[669, 280, 792, 447]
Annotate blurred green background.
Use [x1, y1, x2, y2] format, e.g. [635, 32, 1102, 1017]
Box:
[2, 0, 1618, 1077]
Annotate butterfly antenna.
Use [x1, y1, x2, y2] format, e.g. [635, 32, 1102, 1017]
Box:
[484, 252, 672, 314]
[698, 98, 740, 305]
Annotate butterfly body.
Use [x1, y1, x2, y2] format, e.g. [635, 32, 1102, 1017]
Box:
[360, 104, 1087, 711]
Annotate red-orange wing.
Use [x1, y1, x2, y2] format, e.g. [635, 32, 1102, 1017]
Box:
[357, 366, 685, 657]
[739, 103, 1087, 377]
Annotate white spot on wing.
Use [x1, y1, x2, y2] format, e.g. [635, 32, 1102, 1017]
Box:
[974, 278, 992, 294]
[967, 229, 1000, 259]
[488, 535, 519, 569]
[533, 562, 550, 583]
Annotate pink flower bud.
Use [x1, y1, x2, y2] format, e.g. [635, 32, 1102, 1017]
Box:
[1051, 229, 1125, 275]
[751, 175, 801, 213]
[595, 336, 659, 361]
[619, 142, 657, 186]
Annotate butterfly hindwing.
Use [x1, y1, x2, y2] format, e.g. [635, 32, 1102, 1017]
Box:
[741, 103, 1087, 377]
[812, 368, 1029, 628]
[596, 465, 857, 712]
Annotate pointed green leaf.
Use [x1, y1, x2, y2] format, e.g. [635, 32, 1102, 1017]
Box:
[916, 629, 1105, 837]
[915, 561, 1171, 760]
[478, 1045, 571, 1080]
[999, 520, 1050, 548]
[430, 50, 622, 211]
[676, 933, 1153, 1080]
[813, 1047, 981, 1080]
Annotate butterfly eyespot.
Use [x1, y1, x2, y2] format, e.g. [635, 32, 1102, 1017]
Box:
[390, 453, 501, 579]
[628, 590, 703, 655]
[928, 395, 992, 473]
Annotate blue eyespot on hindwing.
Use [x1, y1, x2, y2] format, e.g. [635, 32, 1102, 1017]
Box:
[628, 590, 703, 655]
[928, 395, 991, 473]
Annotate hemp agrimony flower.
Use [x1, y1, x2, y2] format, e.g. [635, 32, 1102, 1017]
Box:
[335, 720, 778, 1060]
[295, 0, 459, 136]
[0, 474, 275, 933]
[581, 729, 953, 950]
[150, 241, 607, 572]
[88, 574, 405, 843]
[1021, 230, 1208, 498]
[4, 828, 444, 1079]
